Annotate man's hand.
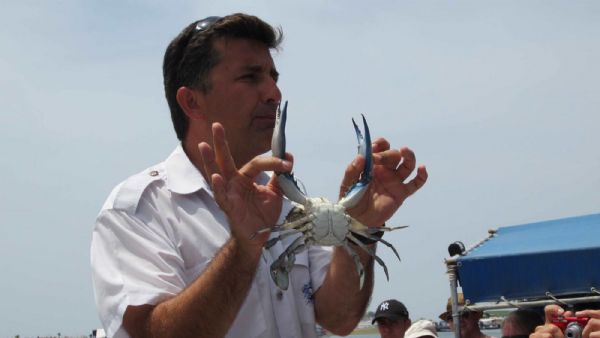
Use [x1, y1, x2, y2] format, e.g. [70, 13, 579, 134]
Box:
[198, 123, 292, 251]
[532, 305, 573, 338]
[339, 137, 428, 227]
[577, 309, 600, 338]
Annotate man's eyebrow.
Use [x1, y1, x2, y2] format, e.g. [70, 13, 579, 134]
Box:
[243, 64, 264, 73]
[242, 64, 279, 80]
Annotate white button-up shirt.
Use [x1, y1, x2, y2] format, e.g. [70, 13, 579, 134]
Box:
[91, 145, 333, 338]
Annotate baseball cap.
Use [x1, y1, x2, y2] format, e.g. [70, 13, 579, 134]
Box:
[405, 319, 438, 338]
[372, 299, 410, 324]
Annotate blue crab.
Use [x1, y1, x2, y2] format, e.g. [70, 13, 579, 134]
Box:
[255, 101, 405, 290]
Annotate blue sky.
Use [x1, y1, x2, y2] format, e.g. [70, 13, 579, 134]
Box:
[1, 1, 599, 336]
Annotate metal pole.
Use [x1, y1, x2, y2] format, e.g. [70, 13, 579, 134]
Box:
[447, 261, 460, 338]
[462, 295, 600, 312]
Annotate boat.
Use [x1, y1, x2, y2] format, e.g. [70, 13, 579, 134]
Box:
[443, 213, 600, 338]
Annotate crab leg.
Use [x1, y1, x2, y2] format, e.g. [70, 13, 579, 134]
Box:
[342, 242, 366, 289]
[349, 229, 402, 262]
[271, 101, 308, 205]
[270, 236, 306, 290]
[264, 223, 312, 249]
[375, 237, 402, 262]
[250, 213, 315, 240]
[347, 233, 391, 282]
[339, 115, 373, 209]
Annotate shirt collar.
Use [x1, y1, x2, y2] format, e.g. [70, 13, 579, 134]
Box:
[164, 144, 272, 195]
[165, 144, 210, 195]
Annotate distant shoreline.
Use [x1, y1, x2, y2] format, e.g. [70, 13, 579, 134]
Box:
[351, 326, 378, 334]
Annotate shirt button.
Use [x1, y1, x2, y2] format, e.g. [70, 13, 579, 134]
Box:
[276, 291, 283, 300]
[149, 170, 159, 177]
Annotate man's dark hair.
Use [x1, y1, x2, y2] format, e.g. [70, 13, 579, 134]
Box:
[504, 309, 544, 335]
[163, 13, 283, 140]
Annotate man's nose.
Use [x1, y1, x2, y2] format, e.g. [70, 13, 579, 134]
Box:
[262, 77, 281, 104]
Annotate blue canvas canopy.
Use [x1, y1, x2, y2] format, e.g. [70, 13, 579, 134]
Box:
[456, 213, 600, 304]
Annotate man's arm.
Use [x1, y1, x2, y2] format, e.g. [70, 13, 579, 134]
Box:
[124, 123, 293, 338]
[123, 238, 261, 338]
[314, 245, 375, 335]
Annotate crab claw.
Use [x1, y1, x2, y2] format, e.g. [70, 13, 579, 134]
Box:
[271, 101, 307, 205]
[339, 115, 373, 209]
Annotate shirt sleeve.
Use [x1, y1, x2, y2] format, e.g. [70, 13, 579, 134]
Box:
[91, 209, 186, 338]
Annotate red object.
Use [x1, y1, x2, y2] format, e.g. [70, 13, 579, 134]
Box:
[551, 316, 590, 332]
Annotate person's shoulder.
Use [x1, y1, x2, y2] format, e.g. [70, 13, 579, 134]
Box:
[100, 163, 166, 215]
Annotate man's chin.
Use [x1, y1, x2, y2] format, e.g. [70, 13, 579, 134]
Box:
[253, 117, 276, 130]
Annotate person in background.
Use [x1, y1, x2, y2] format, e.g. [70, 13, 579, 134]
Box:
[501, 309, 543, 338]
[530, 304, 600, 338]
[372, 299, 412, 338]
[439, 293, 496, 338]
[405, 319, 438, 338]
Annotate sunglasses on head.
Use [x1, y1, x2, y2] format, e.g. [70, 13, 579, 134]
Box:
[195, 16, 222, 32]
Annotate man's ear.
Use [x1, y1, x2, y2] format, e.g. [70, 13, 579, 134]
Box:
[176, 86, 206, 120]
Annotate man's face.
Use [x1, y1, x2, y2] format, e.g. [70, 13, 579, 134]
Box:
[501, 320, 519, 337]
[447, 311, 482, 338]
[195, 37, 282, 166]
[376, 317, 411, 338]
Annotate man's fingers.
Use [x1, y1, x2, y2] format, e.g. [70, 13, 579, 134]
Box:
[395, 147, 416, 180]
[339, 155, 365, 199]
[582, 317, 600, 338]
[371, 137, 390, 153]
[210, 173, 231, 213]
[198, 142, 222, 185]
[544, 305, 566, 323]
[577, 310, 600, 319]
[372, 149, 400, 168]
[404, 165, 428, 196]
[373, 147, 417, 181]
[532, 325, 563, 338]
[211, 123, 238, 179]
[240, 156, 292, 179]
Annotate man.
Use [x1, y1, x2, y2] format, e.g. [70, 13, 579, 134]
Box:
[531, 305, 600, 338]
[501, 309, 543, 338]
[91, 13, 428, 338]
[439, 293, 495, 338]
[372, 299, 412, 338]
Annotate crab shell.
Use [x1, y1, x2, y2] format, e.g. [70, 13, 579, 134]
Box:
[260, 101, 401, 290]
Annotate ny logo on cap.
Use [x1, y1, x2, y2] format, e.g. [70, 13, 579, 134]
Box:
[380, 302, 389, 311]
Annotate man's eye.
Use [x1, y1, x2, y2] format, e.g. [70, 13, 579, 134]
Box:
[241, 74, 257, 81]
